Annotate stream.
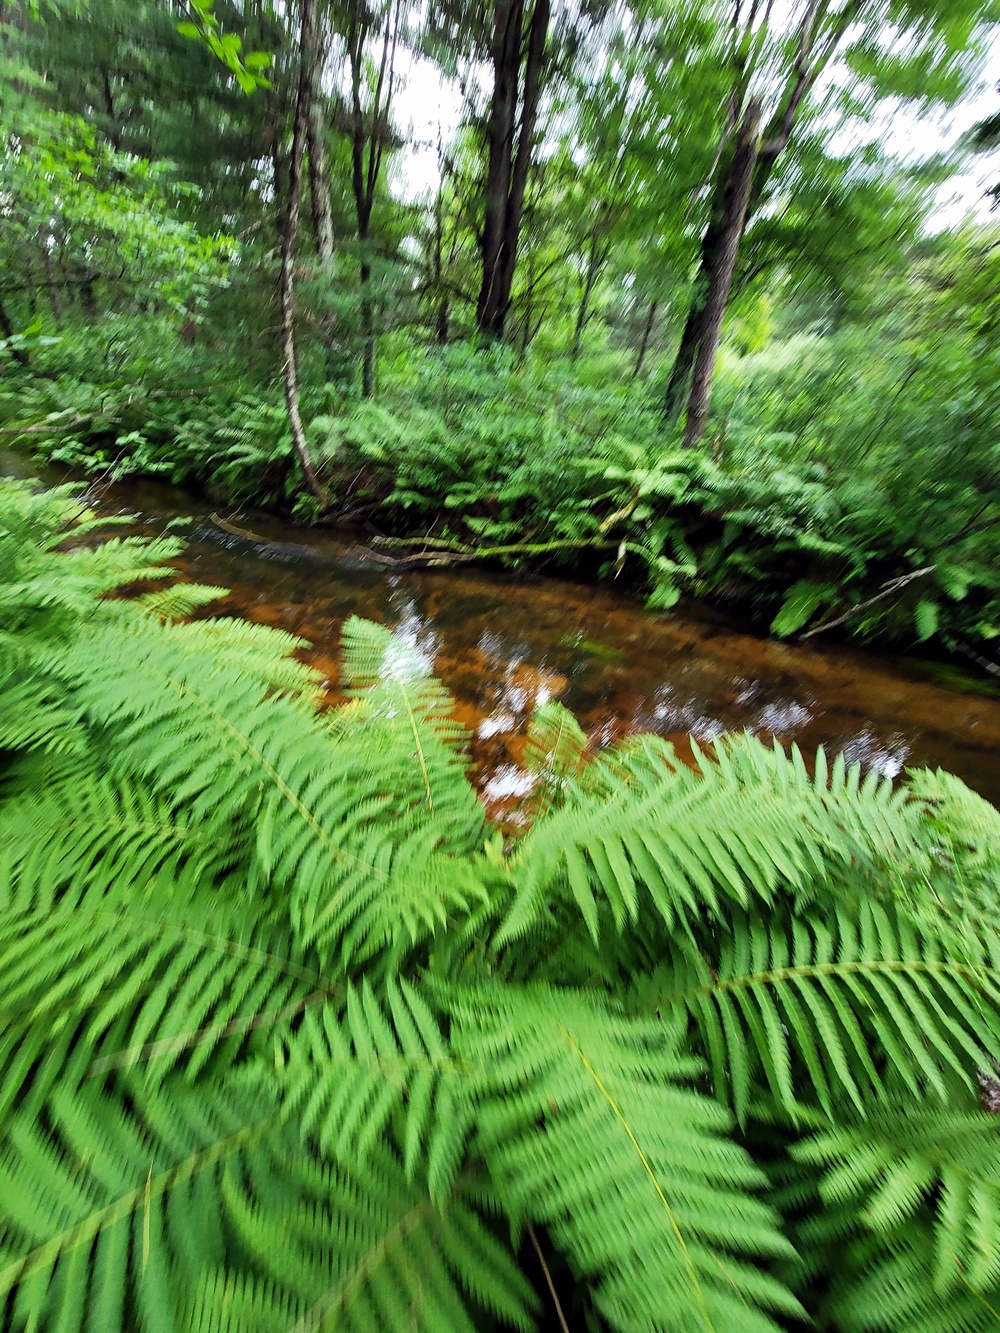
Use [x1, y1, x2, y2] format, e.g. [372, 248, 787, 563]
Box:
[7, 451, 999, 815]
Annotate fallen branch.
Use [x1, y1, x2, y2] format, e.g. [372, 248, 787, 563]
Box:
[801, 566, 936, 639]
[385, 537, 620, 569]
[0, 413, 91, 436]
[209, 513, 400, 565]
[372, 533, 476, 554]
[953, 639, 1000, 680]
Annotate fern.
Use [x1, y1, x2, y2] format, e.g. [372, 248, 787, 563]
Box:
[777, 1106, 1000, 1330]
[637, 904, 1000, 1122]
[3, 479, 1000, 1332]
[279, 977, 472, 1203]
[456, 985, 803, 1332]
[513, 698, 589, 821]
[495, 732, 921, 950]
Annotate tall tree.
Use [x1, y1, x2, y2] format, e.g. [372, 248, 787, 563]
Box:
[344, 0, 403, 396]
[663, 0, 1000, 443]
[279, 0, 329, 501]
[476, 0, 550, 339]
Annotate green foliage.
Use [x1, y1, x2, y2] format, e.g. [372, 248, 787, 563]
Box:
[177, 0, 272, 93]
[3, 481, 1000, 1330]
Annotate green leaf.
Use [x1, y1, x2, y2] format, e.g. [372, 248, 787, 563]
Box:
[915, 598, 939, 641]
[770, 581, 831, 637]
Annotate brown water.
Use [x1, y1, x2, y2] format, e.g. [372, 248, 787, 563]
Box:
[8, 454, 999, 813]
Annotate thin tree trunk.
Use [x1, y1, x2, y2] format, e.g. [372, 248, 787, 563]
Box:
[279, 0, 328, 505]
[435, 296, 450, 344]
[431, 182, 450, 343]
[663, 201, 726, 421]
[307, 95, 335, 267]
[77, 268, 98, 318]
[633, 298, 659, 379]
[570, 232, 600, 361]
[664, 0, 857, 423]
[360, 259, 375, 396]
[682, 100, 761, 449]
[347, 0, 400, 398]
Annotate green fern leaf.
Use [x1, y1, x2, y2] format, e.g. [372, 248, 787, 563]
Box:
[455, 984, 803, 1331]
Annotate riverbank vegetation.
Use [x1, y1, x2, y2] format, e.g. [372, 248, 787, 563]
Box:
[3, 476, 1000, 1332]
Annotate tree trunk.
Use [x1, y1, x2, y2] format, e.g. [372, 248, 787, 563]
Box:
[431, 183, 449, 343]
[493, 0, 549, 333]
[476, 0, 549, 340]
[307, 94, 334, 267]
[664, 0, 857, 422]
[633, 298, 659, 379]
[279, 0, 328, 506]
[347, 0, 399, 397]
[663, 194, 727, 421]
[682, 100, 761, 450]
[477, 0, 521, 338]
[570, 233, 600, 361]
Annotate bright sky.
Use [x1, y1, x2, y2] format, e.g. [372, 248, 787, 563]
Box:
[389, 25, 1000, 232]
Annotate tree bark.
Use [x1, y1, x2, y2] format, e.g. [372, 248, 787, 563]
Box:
[476, 0, 549, 340]
[431, 183, 450, 343]
[360, 260, 375, 396]
[663, 188, 727, 421]
[477, 0, 520, 338]
[682, 100, 761, 449]
[663, 0, 859, 422]
[347, 0, 400, 397]
[279, 0, 328, 505]
[633, 298, 659, 379]
[307, 92, 335, 267]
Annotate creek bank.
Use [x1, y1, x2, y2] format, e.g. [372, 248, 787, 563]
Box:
[5, 448, 1000, 812]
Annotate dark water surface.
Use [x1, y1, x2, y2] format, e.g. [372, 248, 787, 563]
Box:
[9, 454, 999, 814]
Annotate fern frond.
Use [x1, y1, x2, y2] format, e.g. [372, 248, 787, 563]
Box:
[0, 1076, 534, 1333]
[0, 871, 332, 1113]
[497, 735, 831, 947]
[796, 1108, 1000, 1295]
[777, 1108, 1000, 1331]
[167, 616, 323, 696]
[0, 764, 233, 913]
[498, 733, 932, 949]
[0, 679, 86, 755]
[0, 1077, 275, 1333]
[517, 699, 588, 819]
[57, 616, 486, 966]
[280, 976, 475, 1202]
[339, 614, 482, 838]
[456, 984, 802, 1331]
[139, 582, 228, 621]
[639, 903, 1000, 1122]
[187, 1156, 536, 1333]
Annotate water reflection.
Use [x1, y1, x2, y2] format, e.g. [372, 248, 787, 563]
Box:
[838, 730, 911, 779]
[754, 700, 814, 735]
